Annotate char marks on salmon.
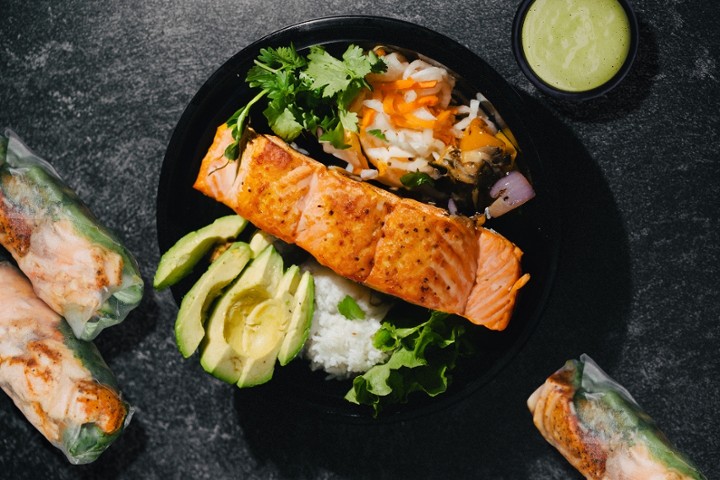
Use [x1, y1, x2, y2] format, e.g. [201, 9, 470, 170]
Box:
[193, 125, 529, 330]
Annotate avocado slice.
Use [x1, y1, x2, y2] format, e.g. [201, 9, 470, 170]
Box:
[174, 242, 253, 359]
[199, 245, 284, 384]
[277, 270, 314, 366]
[154, 215, 248, 290]
[233, 292, 294, 387]
[248, 230, 275, 256]
[276, 264, 301, 296]
[233, 266, 299, 386]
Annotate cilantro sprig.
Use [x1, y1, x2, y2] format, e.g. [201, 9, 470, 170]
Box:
[337, 295, 366, 320]
[400, 171, 436, 189]
[224, 43, 386, 160]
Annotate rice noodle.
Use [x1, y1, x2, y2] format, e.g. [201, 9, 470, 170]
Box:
[360, 169, 379, 180]
[327, 49, 505, 190]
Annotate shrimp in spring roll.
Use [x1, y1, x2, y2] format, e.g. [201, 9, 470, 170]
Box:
[528, 354, 706, 479]
[0, 260, 132, 464]
[0, 129, 143, 340]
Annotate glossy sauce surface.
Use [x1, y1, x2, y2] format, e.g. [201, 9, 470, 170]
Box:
[521, 0, 631, 92]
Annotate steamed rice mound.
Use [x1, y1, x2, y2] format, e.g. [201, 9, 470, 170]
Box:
[302, 261, 392, 379]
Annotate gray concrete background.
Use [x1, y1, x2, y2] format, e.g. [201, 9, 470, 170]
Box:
[1, 0, 718, 478]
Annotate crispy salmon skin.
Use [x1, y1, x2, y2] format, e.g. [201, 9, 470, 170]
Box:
[194, 125, 529, 329]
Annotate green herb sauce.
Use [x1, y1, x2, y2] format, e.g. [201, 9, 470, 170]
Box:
[521, 0, 631, 92]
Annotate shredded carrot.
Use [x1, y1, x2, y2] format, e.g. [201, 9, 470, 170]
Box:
[416, 95, 439, 107]
[435, 109, 453, 123]
[395, 99, 417, 115]
[417, 80, 438, 89]
[362, 74, 463, 144]
[382, 94, 397, 115]
[361, 108, 376, 129]
[394, 114, 436, 130]
[434, 110, 454, 134]
[378, 78, 415, 91]
[433, 110, 456, 143]
[394, 78, 416, 89]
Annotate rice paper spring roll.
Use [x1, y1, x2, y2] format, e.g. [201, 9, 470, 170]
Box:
[0, 261, 132, 464]
[0, 129, 143, 340]
[528, 354, 706, 480]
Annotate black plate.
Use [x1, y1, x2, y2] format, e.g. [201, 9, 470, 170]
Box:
[157, 15, 560, 422]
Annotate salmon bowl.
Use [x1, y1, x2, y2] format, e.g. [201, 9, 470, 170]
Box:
[156, 15, 560, 421]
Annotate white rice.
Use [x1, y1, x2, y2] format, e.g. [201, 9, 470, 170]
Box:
[301, 260, 392, 379]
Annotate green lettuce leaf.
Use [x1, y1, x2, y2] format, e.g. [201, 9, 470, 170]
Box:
[345, 310, 472, 416]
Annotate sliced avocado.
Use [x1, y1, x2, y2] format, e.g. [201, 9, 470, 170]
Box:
[233, 293, 294, 387]
[233, 266, 298, 386]
[276, 264, 300, 295]
[174, 242, 253, 359]
[199, 245, 284, 384]
[154, 215, 248, 290]
[277, 270, 314, 366]
[248, 230, 275, 256]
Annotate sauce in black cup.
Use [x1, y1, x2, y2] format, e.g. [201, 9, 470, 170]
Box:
[512, 0, 639, 100]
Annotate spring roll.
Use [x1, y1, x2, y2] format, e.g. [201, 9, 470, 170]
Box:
[0, 260, 132, 464]
[0, 129, 143, 340]
[528, 354, 706, 479]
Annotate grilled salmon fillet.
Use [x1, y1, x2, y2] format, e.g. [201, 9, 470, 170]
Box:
[295, 168, 398, 283]
[194, 125, 529, 330]
[363, 198, 479, 315]
[466, 229, 530, 330]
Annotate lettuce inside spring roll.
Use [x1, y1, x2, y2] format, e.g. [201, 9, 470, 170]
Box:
[528, 354, 706, 480]
[0, 129, 143, 340]
[0, 261, 132, 464]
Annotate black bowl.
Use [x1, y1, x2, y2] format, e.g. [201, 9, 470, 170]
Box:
[512, 0, 639, 101]
[157, 15, 560, 422]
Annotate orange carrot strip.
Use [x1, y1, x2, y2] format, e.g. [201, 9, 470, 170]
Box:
[416, 95, 439, 107]
[433, 110, 457, 143]
[378, 78, 415, 91]
[393, 78, 416, 89]
[382, 94, 397, 115]
[417, 80, 438, 89]
[361, 108, 376, 129]
[395, 100, 417, 115]
[435, 109, 453, 123]
[395, 115, 436, 130]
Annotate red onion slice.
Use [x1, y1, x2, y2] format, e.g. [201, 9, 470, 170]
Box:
[486, 171, 536, 218]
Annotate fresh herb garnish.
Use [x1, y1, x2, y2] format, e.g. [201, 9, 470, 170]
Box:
[400, 171, 435, 189]
[337, 295, 366, 320]
[345, 310, 473, 416]
[367, 129, 387, 141]
[224, 44, 386, 160]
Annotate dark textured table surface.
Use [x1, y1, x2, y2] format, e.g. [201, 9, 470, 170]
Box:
[1, 1, 718, 478]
